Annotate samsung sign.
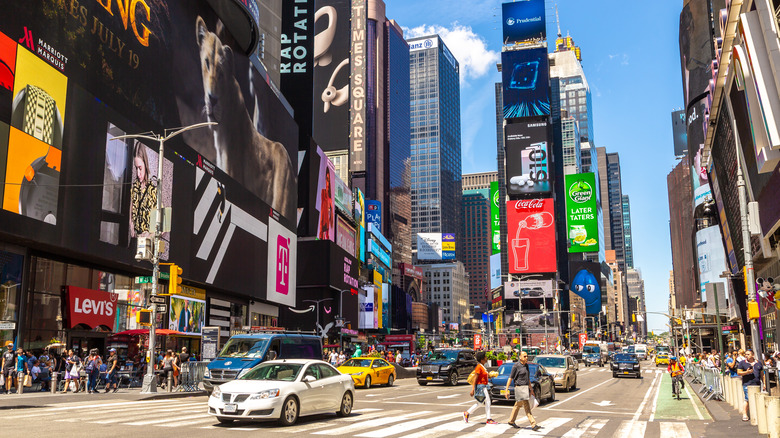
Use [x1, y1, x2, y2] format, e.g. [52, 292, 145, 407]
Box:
[409, 38, 438, 52]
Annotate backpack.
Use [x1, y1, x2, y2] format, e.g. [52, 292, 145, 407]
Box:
[85, 359, 96, 373]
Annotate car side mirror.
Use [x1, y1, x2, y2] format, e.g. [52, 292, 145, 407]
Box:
[304, 375, 316, 383]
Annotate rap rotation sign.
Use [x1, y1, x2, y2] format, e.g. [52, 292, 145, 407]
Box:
[564, 173, 599, 253]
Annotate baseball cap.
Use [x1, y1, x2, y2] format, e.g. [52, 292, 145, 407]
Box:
[109, 348, 116, 352]
[4, 341, 12, 348]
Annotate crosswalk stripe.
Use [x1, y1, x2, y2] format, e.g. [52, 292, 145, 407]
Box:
[284, 410, 407, 434]
[659, 422, 690, 438]
[354, 413, 460, 437]
[561, 418, 608, 438]
[615, 420, 647, 438]
[523, 417, 572, 436]
[11, 400, 203, 419]
[458, 421, 512, 438]
[158, 416, 218, 428]
[311, 411, 433, 435]
[403, 414, 514, 438]
[84, 405, 206, 424]
[125, 413, 211, 426]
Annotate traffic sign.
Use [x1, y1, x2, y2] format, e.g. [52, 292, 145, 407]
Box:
[155, 304, 167, 313]
[149, 296, 166, 304]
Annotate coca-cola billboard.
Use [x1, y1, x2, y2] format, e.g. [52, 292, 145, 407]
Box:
[66, 286, 119, 330]
[506, 198, 557, 273]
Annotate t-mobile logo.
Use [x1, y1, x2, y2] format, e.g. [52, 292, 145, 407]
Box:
[276, 235, 290, 295]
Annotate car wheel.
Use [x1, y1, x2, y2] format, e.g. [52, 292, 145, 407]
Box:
[417, 380, 428, 386]
[448, 371, 458, 386]
[548, 384, 555, 402]
[600, 362, 604, 367]
[533, 384, 541, 402]
[364, 375, 372, 389]
[278, 396, 299, 426]
[612, 373, 618, 378]
[387, 374, 394, 387]
[571, 376, 576, 390]
[216, 417, 233, 424]
[336, 391, 353, 417]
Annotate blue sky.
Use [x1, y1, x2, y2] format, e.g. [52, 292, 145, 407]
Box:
[385, 0, 684, 334]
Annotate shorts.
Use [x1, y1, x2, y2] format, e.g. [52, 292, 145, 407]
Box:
[107, 372, 117, 384]
[743, 384, 760, 401]
[2, 368, 14, 379]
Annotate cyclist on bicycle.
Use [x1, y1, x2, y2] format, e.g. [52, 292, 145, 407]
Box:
[668, 356, 685, 398]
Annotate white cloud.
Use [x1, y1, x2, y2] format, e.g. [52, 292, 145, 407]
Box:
[404, 23, 499, 82]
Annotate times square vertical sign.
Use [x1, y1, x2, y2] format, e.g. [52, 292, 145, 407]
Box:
[350, 0, 366, 172]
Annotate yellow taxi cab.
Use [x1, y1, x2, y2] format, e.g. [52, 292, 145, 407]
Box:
[655, 352, 669, 366]
[337, 357, 397, 389]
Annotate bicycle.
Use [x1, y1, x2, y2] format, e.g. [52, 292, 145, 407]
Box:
[671, 374, 682, 400]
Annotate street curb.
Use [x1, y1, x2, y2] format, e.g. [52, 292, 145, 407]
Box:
[138, 390, 208, 400]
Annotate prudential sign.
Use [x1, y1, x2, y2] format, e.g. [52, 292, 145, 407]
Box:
[564, 173, 599, 253]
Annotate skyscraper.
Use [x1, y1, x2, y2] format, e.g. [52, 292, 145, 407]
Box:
[461, 189, 492, 314]
[597, 148, 627, 272]
[409, 35, 462, 249]
[667, 157, 698, 308]
[495, 83, 509, 279]
[622, 195, 634, 269]
[551, 37, 594, 144]
[627, 269, 646, 336]
[561, 115, 582, 175]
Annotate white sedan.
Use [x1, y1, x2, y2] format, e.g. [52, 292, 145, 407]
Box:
[207, 359, 355, 426]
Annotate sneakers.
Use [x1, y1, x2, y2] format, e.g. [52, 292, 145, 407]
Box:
[462, 411, 469, 423]
[486, 419, 497, 425]
[508, 422, 521, 429]
[742, 414, 749, 422]
[532, 425, 542, 431]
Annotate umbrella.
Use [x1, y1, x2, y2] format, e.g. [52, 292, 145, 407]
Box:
[113, 329, 184, 336]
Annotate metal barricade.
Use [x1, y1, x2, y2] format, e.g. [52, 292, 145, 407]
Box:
[699, 366, 724, 401]
[178, 361, 209, 392]
[688, 364, 703, 384]
[764, 367, 779, 396]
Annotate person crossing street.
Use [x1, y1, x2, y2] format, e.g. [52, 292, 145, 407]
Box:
[505, 351, 540, 431]
[463, 351, 496, 425]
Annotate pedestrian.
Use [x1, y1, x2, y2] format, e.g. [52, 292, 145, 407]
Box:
[736, 349, 763, 421]
[505, 351, 540, 430]
[2, 343, 15, 394]
[104, 348, 119, 393]
[62, 349, 81, 393]
[736, 349, 746, 363]
[162, 350, 175, 389]
[37, 360, 51, 391]
[338, 350, 346, 366]
[725, 351, 738, 378]
[463, 351, 496, 425]
[85, 349, 101, 394]
[329, 349, 339, 367]
[16, 348, 28, 389]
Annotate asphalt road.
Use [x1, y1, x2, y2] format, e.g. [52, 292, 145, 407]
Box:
[1, 360, 752, 437]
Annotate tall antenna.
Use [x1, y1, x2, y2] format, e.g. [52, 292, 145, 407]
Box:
[555, 3, 562, 38]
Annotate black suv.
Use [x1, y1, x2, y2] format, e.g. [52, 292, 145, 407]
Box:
[417, 349, 477, 386]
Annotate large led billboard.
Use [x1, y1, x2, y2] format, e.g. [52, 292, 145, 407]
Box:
[564, 173, 599, 253]
[696, 225, 729, 303]
[504, 279, 553, 299]
[506, 199, 556, 273]
[687, 97, 712, 208]
[569, 261, 602, 315]
[671, 110, 687, 157]
[502, 48, 550, 119]
[502, 0, 546, 45]
[679, 0, 713, 107]
[490, 181, 501, 254]
[416, 233, 456, 260]
[505, 119, 551, 195]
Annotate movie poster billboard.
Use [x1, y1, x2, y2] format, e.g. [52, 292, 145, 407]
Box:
[169, 295, 205, 335]
[688, 98, 712, 209]
[489, 181, 501, 254]
[506, 199, 556, 273]
[502, 0, 546, 45]
[569, 261, 602, 315]
[679, 0, 714, 107]
[671, 109, 687, 157]
[416, 233, 456, 260]
[501, 48, 550, 119]
[505, 120, 551, 195]
[564, 173, 599, 253]
[315, 147, 336, 241]
[696, 225, 729, 303]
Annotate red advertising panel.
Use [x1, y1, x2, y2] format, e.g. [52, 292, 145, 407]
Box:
[66, 286, 118, 330]
[578, 333, 587, 350]
[474, 334, 483, 350]
[506, 198, 556, 273]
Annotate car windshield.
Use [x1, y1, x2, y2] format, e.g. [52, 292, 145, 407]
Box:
[657, 352, 668, 357]
[218, 338, 268, 358]
[657, 346, 670, 353]
[496, 362, 540, 376]
[430, 351, 459, 361]
[614, 354, 637, 362]
[535, 357, 565, 368]
[583, 346, 599, 354]
[627, 346, 636, 353]
[341, 359, 372, 368]
[241, 363, 303, 381]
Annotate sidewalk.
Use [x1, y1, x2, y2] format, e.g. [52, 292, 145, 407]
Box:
[684, 375, 762, 437]
[0, 387, 206, 409]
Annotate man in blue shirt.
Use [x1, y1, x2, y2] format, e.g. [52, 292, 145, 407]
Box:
[736, 349, 763, 421]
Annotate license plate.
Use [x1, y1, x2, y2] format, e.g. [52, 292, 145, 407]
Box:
[426, 376, 433, 380]
[223, 403, 237, 413]
[623, 371, 629, 374]
[500, 390, 508, 395]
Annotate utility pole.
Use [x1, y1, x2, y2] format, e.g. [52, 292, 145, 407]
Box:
[112, 122, 215, 394]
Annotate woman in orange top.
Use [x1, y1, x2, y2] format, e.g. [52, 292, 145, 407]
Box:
[464, 351, 496, 424]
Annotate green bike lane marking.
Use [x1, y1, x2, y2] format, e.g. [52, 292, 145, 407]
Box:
[652, 372, 711, 420]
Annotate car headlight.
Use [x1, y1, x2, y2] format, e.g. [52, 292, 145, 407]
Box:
[554, 373, 563, 379]
[248, 389, 280, 400]
[350, 372, 364, 376]
[211, 386, 221, 399]
[203, 368, 211, 379]
[440, 365, 451, 371]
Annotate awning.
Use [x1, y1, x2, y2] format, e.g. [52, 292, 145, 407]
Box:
[113, 329, 184, 336]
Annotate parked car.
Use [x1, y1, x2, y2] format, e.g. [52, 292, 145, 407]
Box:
[488, 362, 556, 403]
[417, 348, 477, 386]
[534, 354, 578, 391]
[611, 353, 642, 378]
[207, 359, 354, 426]
[337, 357, 396, 388]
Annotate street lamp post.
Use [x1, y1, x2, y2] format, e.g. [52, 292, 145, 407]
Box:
[112, 122, 216, 394]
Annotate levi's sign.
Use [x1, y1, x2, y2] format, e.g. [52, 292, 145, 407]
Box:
[66, 286, 118, 330]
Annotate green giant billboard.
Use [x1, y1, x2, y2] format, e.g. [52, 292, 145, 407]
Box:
[490, 181, 501, 255]
[565, 173, 599, 253]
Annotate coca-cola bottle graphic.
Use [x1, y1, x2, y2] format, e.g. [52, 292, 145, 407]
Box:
[512, 211, 554, 271]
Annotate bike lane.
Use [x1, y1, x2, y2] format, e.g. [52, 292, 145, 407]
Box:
[651, 372, 711, 421]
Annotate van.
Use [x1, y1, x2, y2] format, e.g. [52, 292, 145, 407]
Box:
[627, 343, 648, 360]
[203, 333, 322, 394]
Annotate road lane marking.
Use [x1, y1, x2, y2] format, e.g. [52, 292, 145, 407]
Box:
[659, 422, 691, 437]
[312, 410, 432, 435]
[520, 417, 572, 436]
[615, 420, 647, 438]
[633, 372, 661, 422]
[543, 408, 633, 415]
[682, 382, 705, 420]
[281, 410, 407, 434]
[561, 418, 608, 438]
[541, 378, 612, 409]
[157, 416, 218, 428]
[125, 413, 211, 426]
[355, 413, 461, 437]
[459, 421, 512, 437]
[12, 401, 203, 419]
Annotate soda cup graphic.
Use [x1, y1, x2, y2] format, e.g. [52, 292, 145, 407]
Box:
[276, 235, 290, 295]
[512, 238, 530, 271]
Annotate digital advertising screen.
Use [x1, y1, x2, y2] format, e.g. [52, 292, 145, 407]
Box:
[505, 119, 551, 195]
[568, 261, 602, 315]
[490, 181, 501, 254]
[564, 173, 599, 253]
[502, 48, 550, 119]
[671, 109, 687, 157]
[506, 198, 556, 273]
[504, 279, 553, 300]
[502, 0, 546, 45]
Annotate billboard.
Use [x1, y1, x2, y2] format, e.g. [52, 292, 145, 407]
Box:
[505, 120, 551, 195]
[315, 147, 336, 241]
[679, 0, 714, 107]
[280, 0, 315, 137]
[564, 173, 599, 253]
[502, 0, 546, 45]
[687, 98, 712, 209]
[490, 253, 502, 289]
[671, 109, 687, 157]
[501, 48, 550, 119]
[366, 200, 381, 231]
[569, 261, 602, 315]
[504, 279, 554, 299]
[416, 233, 456, 260]
[506, 199, 556, 273]
[489, 181, 501, 254]
[356, 188, 366, 263]
[350, 0, 366, 172]
[696, 226, 729, 303]
[334, 175, 353, 216]
[336, 216, 356, 257]
[169, 295, 205, 335]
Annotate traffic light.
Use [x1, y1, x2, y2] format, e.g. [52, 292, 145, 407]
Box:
[137, 309, 152, 326]
[632, 314, 636, 322]
[169, 263, 182, 295]
[515, 328, 520, 333]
